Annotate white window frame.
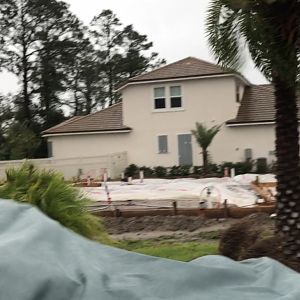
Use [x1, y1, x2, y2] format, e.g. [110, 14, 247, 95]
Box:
[153, 87, 166, 110]
[170, 86, 182, 109]
[152, 84, 184, 112]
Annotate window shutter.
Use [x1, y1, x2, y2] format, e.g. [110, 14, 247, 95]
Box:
[48, 141, 53, 158]
[245, 148, 252, 161]
[158, 135, 168, 153]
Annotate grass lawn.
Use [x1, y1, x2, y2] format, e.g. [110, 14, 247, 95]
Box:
[116, 240, 219, 262]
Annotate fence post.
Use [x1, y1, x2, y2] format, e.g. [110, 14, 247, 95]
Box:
[224, 167, 229, 177]
[172, 200, 177, 215]
[87, 175, 91, 186]
[139, 170, 144, 183]
[230, 168, 235, 178]
[103, 170, 108, 183]
[224, 199, 228, 219]
[114, 208, 121, 217]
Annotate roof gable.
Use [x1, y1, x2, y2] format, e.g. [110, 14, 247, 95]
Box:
[43, 102, 130, 135]
[128, 57, 227, 82]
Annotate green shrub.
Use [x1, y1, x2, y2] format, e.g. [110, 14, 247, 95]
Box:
[169, 166, 181, 177]
[256, 158, 268, 174]
[0, 163, 109, 243]
[235, 161, 253, 174]
[193, 166, 203, 175]
[124, 164, 139, 178]
[139, 166, 154, 178]
[220, 161, 253, 176]
[169, 165, 191, 177]
[179, 165, 191, 176]
[269, 161, 276, 174]
[208, 163, 220, 175]
[154, 166, 167, 178]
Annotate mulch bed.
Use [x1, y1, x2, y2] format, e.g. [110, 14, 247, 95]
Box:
[103, 215, 224, 234]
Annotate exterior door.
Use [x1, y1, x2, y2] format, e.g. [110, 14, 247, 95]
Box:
[178, 134, 193, 166]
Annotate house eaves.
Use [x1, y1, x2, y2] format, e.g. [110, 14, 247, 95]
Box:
[43, 102, 129, 136]
[226, 120, 275, 127]
[43, 128, 131, 138]
[117, 56, 251, 91]
[117, 73, 250, 92]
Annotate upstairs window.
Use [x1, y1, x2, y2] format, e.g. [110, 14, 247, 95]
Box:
[158, 135, 168, 153]
[153, 85, 183, 111]
[170, 86, 182, 108]
[154, 87, 166, 109]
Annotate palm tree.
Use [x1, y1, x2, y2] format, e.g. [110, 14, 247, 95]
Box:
[206, 0, 300, 258]
[191, 122, 221, 175]
[0, 163, 110, 243]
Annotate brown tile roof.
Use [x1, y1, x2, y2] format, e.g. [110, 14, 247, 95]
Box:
[43, 102, 130, 135]
[128, 57, 228, 82]
[227, 84, 275, 124]
[227, 84, 300, 124]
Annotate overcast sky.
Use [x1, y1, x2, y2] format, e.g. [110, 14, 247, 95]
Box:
[0, 0, 268, 94]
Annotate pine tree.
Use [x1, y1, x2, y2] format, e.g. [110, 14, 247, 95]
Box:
[67, 39, 106, 115]
[91, 9, 124, 106]
[30, 0, 85, 129]
[91, 9, 165, 106]
[121, 25, 166, 78]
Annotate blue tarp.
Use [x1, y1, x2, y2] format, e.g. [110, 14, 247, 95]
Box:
[0, 199, 299, 300]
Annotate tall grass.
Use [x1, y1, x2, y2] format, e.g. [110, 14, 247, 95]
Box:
[0, 163, 109, 243]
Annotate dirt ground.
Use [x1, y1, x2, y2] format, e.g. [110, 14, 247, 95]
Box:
[103, 214, 274, 241]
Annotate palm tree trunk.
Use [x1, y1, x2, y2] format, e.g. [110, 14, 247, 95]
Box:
[202, 149, 208, 175]
[273, 77, 300, 259]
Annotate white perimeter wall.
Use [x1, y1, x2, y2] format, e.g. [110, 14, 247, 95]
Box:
[0, 152, 128, 180]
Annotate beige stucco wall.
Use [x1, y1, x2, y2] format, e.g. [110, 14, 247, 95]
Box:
[48, 76, 276, 169]
[122, 76, 247, 166]
[49, 133, 130, 159]
[211, 124, 276, 164]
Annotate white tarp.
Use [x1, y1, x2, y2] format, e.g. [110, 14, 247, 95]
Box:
[0, 200, 299, 300]
[82, 174, 276, 207]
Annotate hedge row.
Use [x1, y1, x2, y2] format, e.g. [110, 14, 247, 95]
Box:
[124, 160, 272, 179]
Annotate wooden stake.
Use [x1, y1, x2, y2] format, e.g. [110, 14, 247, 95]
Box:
[172, 200, 177, 215]
[224, 199, 228, 219]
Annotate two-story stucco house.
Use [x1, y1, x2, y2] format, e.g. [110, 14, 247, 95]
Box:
[43, 57, 277, 168]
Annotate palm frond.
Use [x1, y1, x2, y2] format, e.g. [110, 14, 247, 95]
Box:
[0, 163, 110, 243]
[191, 122, 221, 150]
[206, 0, 299, 83]
[206, 0, 245, 70]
